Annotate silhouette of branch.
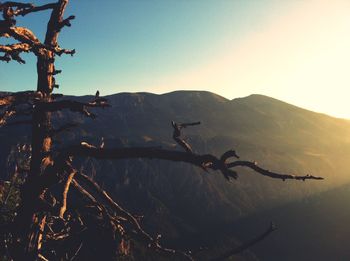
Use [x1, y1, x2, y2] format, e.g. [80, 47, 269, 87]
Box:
[74, 172, 193, 260]
[47, 143, 313, 260]
[0, 54, 10, 62]
[171, 121, 200, 153]
[58, 143, 323, 182]
[75, 172, 152, 239]
[5, 26, 42, 46]
[14, 3, 57, 16]
[54, 46, 75, 56]
[36, 100, 110, 118]
[57, 15, 75, 31]
[0, 1, 33, 10]
[0, 25, 75, 61]
[0, 91, 42, 107]
[0, 43, 31, 63]
[59, 168, 76, 218]
[210, 222, 277, 261]
[228, 161, 324, 181]
[221, 149, 240, 162]
[0, 26, 74, 62]
[44, 0, 70, 45]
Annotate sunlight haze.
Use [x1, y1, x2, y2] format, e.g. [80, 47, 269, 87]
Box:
[1, 0, 350, 118]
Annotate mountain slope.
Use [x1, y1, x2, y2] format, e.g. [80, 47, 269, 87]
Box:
[231, 182, 350, 260]
[1, 91, 350, 251]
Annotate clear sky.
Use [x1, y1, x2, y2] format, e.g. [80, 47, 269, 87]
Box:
[1, 0, 350, 119]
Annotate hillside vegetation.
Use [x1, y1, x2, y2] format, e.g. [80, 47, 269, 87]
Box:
[1, 91, 349, 252]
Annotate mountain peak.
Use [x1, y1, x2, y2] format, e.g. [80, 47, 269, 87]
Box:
[161, 90, 229, 102]
[233, 94, 288, 104]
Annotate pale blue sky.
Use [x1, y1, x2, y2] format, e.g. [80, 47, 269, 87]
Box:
[1, 0, 350, 118]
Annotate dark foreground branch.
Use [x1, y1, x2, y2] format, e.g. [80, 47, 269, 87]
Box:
[0, 43, 31, 63]
[227, 161, 324, 181]
[60, 143, 323, 182]
[74, 172, 193, 260]
[210, 222, 277, 261]
[0, 2, 56, 18]
[171, 121, 200, 153]
[0, 91, 42, 107]
[36, 99, 110, 118]
[14, 3, 57, 16]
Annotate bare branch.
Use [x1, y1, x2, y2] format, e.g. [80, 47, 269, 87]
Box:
[181, 121, 201, 127]
[171, 121, 200, 153]
[0, 43, 31, 63]
[54, 46, 75, 56]
[1, 27, 74, 60]
[0, 91, 42, 107]
[37, 215, 47, 251]
[14, 3, 57, 16]
[0, 19, 14, 30]
[210, 222, 277, 261]
[59, 169, 76, 218]
[6, 26, 42, 46]
[0, 2, 33, 10]
[0, 2, 57, 30]
[0, 53, 10, 62]
[58, 143, 323, 182]
[50, 69, 62, 75]
[227, 161, 324, 181]
[36, 99, 110, 118]
[44, 0, 70, 45]
[57, 15, 75, 31]
[75, 172, 151, 239]
[220, 149, 239, 162]
[74, 172, 193, 260]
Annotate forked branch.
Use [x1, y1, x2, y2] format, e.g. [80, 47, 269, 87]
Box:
[74, 171, 193, 260]
[0, 2, 57, 18]
[58, 143, 323, 182]
[0, 43, 31, 63]
[171, 120, 200, 153]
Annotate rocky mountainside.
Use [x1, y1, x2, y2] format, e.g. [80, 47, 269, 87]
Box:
[1, 91, 350, 253]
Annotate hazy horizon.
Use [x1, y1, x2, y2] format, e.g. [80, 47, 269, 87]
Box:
[4, 89, 343, 120]
[1, 0, 350, 119]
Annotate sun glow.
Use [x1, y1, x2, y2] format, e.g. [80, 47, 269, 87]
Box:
[2, 0, 350, 118]
[145, 0, 350, 119]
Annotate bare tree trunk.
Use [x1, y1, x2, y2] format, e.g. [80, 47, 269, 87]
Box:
[12, 2, 69, 259]
[10, 55, 53, 261]
[30, 50, 54, 178]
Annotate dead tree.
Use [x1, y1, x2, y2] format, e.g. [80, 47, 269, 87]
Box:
[0, 1, 323, 260]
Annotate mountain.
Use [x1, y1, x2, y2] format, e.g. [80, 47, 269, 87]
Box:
[1, 91, 350, 257]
